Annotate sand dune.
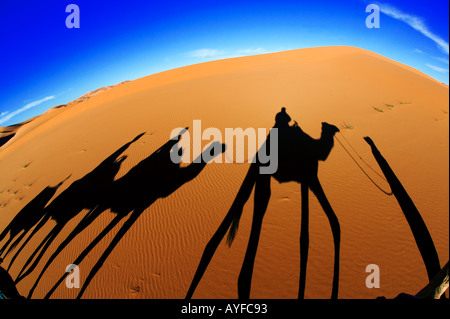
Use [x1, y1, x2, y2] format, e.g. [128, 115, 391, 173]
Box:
[0, 46, 448, 299]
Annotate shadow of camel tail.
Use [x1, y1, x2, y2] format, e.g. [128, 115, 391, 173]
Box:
[364, 137, 442, 283]
[186, 162, 259, 299]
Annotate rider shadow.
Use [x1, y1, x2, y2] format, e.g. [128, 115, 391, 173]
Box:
[32, 129, 225, 299]
[186, 108, 341, 299]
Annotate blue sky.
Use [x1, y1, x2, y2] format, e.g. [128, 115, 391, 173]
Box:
[0, 0, 448, 126]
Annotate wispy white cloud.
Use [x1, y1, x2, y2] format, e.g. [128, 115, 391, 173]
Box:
[188, 47, 269, 60]
[0, 96, 55, 125]
[236, 48, 266, 55]
[185, 47, 270, 60]
[188, 48, 226, 58]
[377, 3, 449, 55]
[433, 56, 449, 65]
[426, 64, 449, 73]
[413, 48, 449, 66]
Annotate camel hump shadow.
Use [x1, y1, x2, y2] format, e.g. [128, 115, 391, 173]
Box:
[272, 121, 340, 184]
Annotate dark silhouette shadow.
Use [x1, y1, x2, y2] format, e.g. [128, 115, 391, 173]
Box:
[0, 133, 15, 148]
[0, 258, 24, 299]
[186, 108, 341, 299]
[363, 137, 443, 284]
[23, 129, 225, 299]
[415, 260, 449, 299]
[0, 177, 68, 260]
[7, 133, 145, 285]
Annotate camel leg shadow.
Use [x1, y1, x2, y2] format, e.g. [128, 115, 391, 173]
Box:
[185, 163, 258, 299]
[75, 207, 145, 299]
[237, 173, 271, 299]
[27, 205, 107, 298]
[309, 177, 340, 299]
[298, 183, 309, 299]
[43, 140, 223, 299]
[44, 212, 125, 299]
[15, 223, 64, 284]
[7, 215, 51, 272]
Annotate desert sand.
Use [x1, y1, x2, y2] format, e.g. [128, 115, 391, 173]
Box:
[0, 46, 448, 299]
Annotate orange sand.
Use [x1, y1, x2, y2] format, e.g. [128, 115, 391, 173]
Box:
[0, 46, 448, 299]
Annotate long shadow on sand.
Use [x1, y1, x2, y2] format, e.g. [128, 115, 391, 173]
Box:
[363, 137, 444, 288]
[0, 180, 66, 260]
[1, 132, 144, 281]
[0, 129, 225, 299]
[186, 108, 341, 299]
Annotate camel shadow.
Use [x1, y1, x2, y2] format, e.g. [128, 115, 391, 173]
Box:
[37, 129, 224, 299]
[0, 129, 225, 299]
[186, 108, 341, 299]
[1, 132, 145, 283]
